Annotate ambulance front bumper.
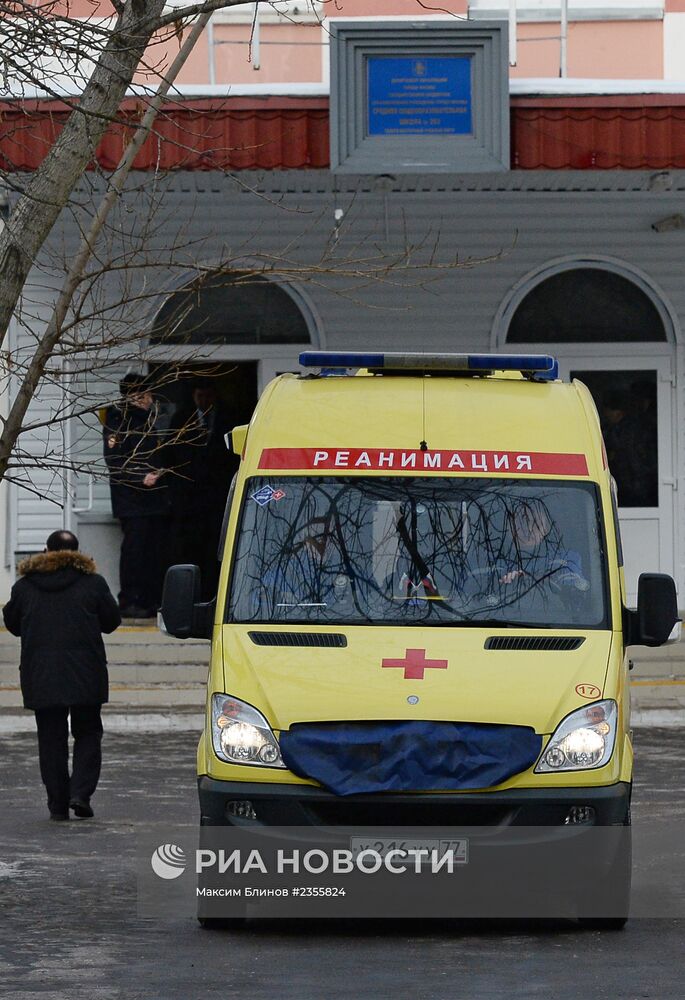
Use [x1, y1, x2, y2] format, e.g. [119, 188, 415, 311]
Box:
[198, 776, 630, 828]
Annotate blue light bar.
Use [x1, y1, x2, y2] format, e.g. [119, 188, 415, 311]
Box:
[299, 352, 559, 380]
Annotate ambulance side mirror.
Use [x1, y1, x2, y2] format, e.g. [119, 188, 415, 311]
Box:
[160, 564, 214, 640]
[626, 573, 680, 647]
[230, 424, 248, 456]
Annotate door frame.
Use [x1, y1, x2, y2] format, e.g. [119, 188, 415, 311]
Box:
[142, 343, 310, 395]
[504, 343, 677, 603]
[489, 257, 683, 600]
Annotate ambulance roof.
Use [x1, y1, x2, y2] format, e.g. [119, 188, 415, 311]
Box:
[244, 364, 603, 482]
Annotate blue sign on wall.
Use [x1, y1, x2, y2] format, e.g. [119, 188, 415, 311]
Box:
[367, 56, 473, 137]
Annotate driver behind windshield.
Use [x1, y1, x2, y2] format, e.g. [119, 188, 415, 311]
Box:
[386, 497, 588, 609]
[488, 499, 589, 596]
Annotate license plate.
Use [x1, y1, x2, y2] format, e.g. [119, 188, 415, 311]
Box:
[350, 837, 469, 865]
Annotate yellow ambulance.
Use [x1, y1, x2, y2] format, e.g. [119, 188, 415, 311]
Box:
[161, 352, 679, 926]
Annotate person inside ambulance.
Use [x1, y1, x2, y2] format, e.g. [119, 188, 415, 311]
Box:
[256, 519, 345, 612]
[476, 499, 589, 608]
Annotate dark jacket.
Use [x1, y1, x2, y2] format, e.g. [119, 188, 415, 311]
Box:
[166, 403, 237, 514]
[2, 551, 121, 710]
[103, 403, 170, 519]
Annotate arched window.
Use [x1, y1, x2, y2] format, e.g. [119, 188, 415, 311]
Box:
[151, 270, 313, 346]
[507, 267, 667, 344]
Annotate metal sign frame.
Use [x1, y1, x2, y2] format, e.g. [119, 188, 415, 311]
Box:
[330, 20, 510, 174]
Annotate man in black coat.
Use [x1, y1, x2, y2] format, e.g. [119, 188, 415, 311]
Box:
[167, 380, 237, 599]
[3, 530, 121, 820]
[103, 372, 170, 617]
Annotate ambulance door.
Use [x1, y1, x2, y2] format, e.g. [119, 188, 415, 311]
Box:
[557, 355, 675, 606]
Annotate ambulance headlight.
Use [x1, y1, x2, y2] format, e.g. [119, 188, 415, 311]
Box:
[535, 700, 617, 773]
[211, 694, 285, 768]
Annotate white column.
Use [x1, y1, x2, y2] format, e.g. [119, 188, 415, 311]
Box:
[560, 0, 568, 78]
[509, 0, 517, 66]
[664, 12, 685, 80]
[207, 18, 216, 87]
[252, 2, 261, 71]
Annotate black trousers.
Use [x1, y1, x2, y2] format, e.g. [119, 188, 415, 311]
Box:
[119, 515, 169, 611]
[170, 505, 223, 600]
[34, 705, 103, 815]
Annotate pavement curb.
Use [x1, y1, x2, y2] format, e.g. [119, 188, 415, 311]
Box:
[0, 711, 204, 734]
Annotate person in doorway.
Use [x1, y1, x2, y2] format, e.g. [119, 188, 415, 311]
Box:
[167, 379, 237, 599]
[103, 372, 170, 617]
[601, 391, 643, 507]
[626, 379, 658, 507]
[2, 530, 121, 820]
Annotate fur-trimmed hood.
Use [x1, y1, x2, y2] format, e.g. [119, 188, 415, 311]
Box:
[18, 550, 97, 578]
[3, 547, 120, 710]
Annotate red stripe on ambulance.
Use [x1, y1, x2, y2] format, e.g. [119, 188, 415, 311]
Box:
[258, 448, 589, 476]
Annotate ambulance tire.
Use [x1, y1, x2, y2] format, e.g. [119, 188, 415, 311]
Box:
[577, 916, 627, 931]
[198, 916, 246, 931]
[577, 806, 631, 931]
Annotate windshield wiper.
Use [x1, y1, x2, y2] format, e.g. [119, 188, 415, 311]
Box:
[445, 618, 559, 628]
[276, 603, 328, 608]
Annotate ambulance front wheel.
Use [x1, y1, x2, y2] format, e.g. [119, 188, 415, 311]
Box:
[577, 807, 631, 931]
[577, 915, 628, 931]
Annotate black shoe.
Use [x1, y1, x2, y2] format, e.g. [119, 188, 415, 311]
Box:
[49, 812, 69, 822]
[69, 798, 94, 819]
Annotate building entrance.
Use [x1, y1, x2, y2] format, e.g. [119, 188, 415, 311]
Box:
[149, 361, 258, 599]
[560, 355, 674, 604]
[498, 261, 676, 605]
[51, 267, 319, 601]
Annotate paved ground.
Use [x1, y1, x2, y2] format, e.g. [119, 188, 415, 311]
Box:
[1, 728, 685, 1000]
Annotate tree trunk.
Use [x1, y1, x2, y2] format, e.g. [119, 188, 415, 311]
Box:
[0, 0, 166, 352]
[0, 12, 211, 482]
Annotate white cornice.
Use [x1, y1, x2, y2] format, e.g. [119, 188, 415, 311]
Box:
[7, 78, 685, 100]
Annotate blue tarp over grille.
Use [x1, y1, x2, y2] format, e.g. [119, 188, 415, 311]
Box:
[280, 721, 543, 797]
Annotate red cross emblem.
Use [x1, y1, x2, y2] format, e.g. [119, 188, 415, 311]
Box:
[381, 648, 448, 680]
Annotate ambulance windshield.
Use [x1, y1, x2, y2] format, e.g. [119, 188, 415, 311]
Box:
[227, 477, 608, 628]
